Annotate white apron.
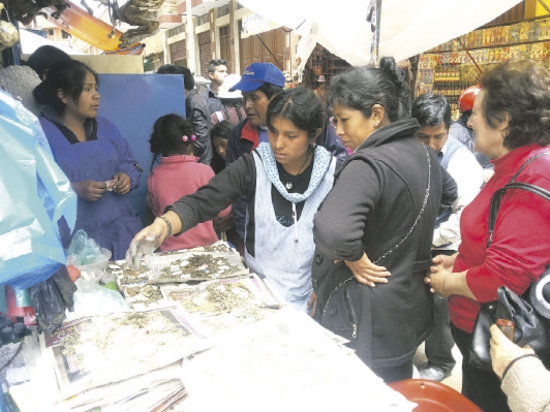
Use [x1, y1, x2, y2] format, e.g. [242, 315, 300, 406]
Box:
[245, 150, 336, 311]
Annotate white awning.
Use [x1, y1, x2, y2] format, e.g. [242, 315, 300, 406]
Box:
[19, 29, 85, 55]
[237, 0, 523, 66]
[241, 13, 282, 39]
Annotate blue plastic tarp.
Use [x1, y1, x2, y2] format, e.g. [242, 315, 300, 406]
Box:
[0, 89, 77, 289]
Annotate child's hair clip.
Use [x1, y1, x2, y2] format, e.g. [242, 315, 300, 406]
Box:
[182, 135, 189, 142]
[190, 134, 196, 141]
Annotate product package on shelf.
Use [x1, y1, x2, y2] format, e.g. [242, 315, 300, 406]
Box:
[416, 16, 550, 118]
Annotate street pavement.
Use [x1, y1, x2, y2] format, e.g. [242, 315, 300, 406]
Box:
[413, 342, 463, 392]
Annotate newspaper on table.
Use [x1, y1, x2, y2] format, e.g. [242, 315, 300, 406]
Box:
[58, 362, 186, 412]
[109, 241, 248, 309]
[181, 307, 417, 412]
[146, 250, 248, 284]
[160, 273, 284, 332]
[160, 240, 236, 255]
[41, 307, 209, 401]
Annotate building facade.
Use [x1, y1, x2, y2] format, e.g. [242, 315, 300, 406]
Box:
[154, 0, 298, 78]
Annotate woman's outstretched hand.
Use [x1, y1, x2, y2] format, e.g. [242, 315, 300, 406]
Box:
[126, 212, 182, 270]
[342, 252, 391, 288]
[126, 218, 169, 270]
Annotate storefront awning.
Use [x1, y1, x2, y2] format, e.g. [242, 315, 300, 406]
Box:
[241, 13, 282, 39]
[237, 0, 523, 66]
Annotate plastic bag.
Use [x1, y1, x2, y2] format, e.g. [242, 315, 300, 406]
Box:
[67, 230, 103, 265]
[30, 265, 77, 334]
[66, 278, 129, 321]
[67, 230, 112, 280]
[0, 89, 77, 289]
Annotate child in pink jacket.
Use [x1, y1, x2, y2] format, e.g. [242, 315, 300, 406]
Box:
[148, 114, 230, 251]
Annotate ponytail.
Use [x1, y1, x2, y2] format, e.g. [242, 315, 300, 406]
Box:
[328, 56, 411, 123]
[379, 56, 411, 119]
[149, 114, 194, 170]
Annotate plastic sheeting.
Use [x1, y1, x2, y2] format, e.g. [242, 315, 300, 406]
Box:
[0, 89, 77, 289]
[237, 0, 523, 67]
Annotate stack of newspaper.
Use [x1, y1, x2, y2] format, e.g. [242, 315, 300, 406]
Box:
[11, 307, 209, 411]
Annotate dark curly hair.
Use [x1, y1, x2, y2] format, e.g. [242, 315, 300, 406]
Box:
[149, 114, 194, 170]
[481, 60, 550, 149]
[327, 56, 411, 122]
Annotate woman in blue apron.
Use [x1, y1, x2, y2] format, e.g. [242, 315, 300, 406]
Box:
[127, 87, 338, 312]
[35, 60, 142, 260]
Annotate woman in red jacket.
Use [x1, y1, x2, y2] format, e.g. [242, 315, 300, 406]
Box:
[427, 61, 550, 412]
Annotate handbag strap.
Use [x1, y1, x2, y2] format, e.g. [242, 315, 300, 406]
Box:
[487, 153, 550, 247]
[372, 143, 432, 264]
[321, 144, 433, 316]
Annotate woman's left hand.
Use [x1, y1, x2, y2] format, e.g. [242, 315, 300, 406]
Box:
[425, 263, 452, 296]
[343, 252, 391, 288]
[113, 172, 131, 195]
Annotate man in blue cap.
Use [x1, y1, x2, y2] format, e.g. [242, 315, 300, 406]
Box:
[226, 62, 285, 157]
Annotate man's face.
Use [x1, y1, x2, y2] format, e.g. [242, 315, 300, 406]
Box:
[242, 89, 270, 127]
[416, 122, 449, 154]
[209, 65, 228, 87]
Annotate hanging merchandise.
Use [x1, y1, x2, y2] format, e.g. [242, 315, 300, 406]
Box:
[0, 89, 77, 289]
[416, 16, 550, 119]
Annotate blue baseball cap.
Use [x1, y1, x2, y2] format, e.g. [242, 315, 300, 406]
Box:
[229, 63, 285, 92]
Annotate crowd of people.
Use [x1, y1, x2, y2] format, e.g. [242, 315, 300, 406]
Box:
[3, 44, 550, 412]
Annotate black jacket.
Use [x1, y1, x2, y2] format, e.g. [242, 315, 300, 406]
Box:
[312, 119, 444, 369]
[186, 89, 213, 164]
[168, 151, 340, 257]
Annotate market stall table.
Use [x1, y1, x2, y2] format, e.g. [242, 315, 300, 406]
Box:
[5, 242, 418, 411]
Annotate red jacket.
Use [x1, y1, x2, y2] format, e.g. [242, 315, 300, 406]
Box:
[449, 144, 550, 332]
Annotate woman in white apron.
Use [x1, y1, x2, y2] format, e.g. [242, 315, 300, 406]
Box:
[128, 87, 338, 312]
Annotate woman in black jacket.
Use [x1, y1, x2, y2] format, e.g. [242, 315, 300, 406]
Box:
[312, 57, 445, 383]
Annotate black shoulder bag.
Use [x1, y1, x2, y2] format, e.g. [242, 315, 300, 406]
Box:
[469, 153, 550, 370]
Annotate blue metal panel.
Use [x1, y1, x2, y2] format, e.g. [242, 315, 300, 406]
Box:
[97, 74, 186, 223]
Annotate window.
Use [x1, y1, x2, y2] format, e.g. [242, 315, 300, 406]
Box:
[217, 5, 230, 17]
[197, 14, 209, 26]
[219, 25, 229, 37]
[168, 24, 186, 37]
